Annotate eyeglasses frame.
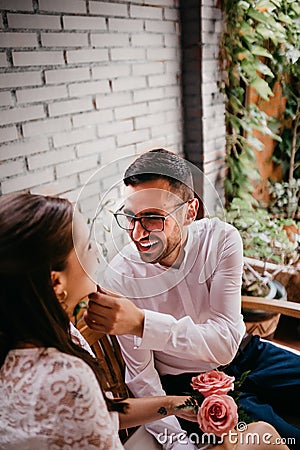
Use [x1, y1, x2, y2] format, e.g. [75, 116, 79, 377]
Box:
[113, 199, 192, 232]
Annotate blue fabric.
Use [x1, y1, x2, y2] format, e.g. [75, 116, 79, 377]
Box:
[161, 336, 300, 449]
[224, 336, 300, 449]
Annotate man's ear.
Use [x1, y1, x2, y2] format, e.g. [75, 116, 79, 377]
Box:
[51, 271, 66, 298]
[185, 198, 199, 225]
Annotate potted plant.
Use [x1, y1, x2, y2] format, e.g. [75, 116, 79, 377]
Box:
[220, 197, 299, 338]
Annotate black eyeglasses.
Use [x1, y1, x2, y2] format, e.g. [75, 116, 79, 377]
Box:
[113, 200, 190, 232]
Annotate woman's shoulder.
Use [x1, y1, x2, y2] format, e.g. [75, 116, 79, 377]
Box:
[1, 347, 103, 424]
[2, 347, 95, 382]
[41, 347, 97, 380]
[1, 349, 123, 450]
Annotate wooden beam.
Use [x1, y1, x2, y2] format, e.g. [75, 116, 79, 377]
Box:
[242, 296, 300, 319]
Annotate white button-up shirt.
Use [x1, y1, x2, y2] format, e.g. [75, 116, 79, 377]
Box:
[104, 218, 245, 449]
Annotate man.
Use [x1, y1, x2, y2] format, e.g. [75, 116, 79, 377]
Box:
[86, 149, 300, 449]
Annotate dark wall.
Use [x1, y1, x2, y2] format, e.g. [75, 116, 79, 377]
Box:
[180, 0, 204, 217]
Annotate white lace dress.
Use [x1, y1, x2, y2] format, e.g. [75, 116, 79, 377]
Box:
[0, 347, 124, 449]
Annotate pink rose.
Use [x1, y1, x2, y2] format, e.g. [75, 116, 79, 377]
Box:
[197, 394, 238, 437]
[191, 370, 235, 397]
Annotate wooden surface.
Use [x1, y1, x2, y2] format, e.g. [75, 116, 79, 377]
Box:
[78, 323, 128, 399]
[242, 296, 300, 319]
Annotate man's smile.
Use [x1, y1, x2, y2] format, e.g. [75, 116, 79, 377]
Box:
[135, 238, 160, 253]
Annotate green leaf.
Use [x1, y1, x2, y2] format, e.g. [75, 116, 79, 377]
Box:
[228, 95, 244, 114]
[247, 8, 270, 24]
[256, 61, 275, 77]
[255, 0, 276, 9]
[247, 135, 264, 151]
[269, 0, 281, 7]
[278, 12, 293, 25]
[250, 77, 274, 100]
[270, 20, 287, 36]
[239, 23, 257, 44]
[251, 45, 273, 59]
[241, 67, 257, 80]
[256, 24, 277, 39]
[239, 1, 252, 11]
[234, 370, 251, 391]
[291, 4, 300, 15]
[240, 21, 254, 35]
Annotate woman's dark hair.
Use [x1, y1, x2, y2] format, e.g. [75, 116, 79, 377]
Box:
[0, 192, 125, 412]
[124, 149, 194, 201]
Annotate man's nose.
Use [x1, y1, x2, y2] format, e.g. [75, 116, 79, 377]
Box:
[131, 219, 148, 240]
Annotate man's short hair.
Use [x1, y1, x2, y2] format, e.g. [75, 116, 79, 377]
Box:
[123, 149, 194, 200]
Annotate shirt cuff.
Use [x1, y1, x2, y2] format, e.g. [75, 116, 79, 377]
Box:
[134, 309, 174, 351]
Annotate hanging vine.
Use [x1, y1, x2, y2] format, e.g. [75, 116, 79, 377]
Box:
[219, 0, 300, 204]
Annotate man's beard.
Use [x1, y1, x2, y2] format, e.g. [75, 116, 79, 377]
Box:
[137, 234, 182, 266]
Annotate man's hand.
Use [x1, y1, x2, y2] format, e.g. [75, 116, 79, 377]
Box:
[85, 287, 145, 337]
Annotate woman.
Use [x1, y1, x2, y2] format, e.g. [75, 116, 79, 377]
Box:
[0, 193, 288, 450]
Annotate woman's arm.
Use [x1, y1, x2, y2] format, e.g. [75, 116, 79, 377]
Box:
[118, 395, 197, 429]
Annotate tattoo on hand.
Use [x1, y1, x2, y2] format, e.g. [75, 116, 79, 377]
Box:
[157, 406, 167, 416]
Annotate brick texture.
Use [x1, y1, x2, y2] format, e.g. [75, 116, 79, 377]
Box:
[0, 1, 226, 224]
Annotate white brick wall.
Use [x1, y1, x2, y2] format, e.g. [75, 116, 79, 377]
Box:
[0, 0, 182, 209]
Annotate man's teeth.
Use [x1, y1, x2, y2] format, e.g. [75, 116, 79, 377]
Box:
[139, 241, 158, 248]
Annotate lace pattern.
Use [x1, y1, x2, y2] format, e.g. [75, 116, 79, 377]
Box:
[0, 347, 124, 449]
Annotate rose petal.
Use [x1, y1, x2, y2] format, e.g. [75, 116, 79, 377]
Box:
[197, 394, 238, 437]
[191, 370, 235, 397]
